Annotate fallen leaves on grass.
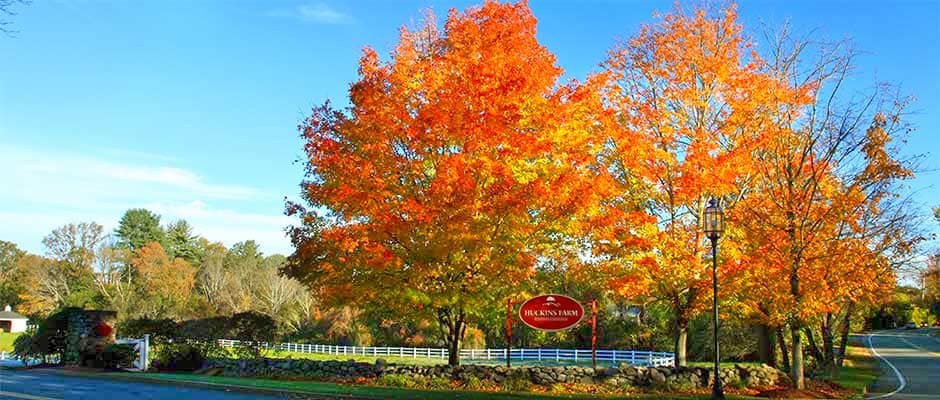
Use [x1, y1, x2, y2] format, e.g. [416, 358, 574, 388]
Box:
[757, 380, 856, 399]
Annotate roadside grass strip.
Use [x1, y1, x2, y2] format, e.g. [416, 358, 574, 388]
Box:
[118, 372, 763, 400]
[835, 339, 880, 396]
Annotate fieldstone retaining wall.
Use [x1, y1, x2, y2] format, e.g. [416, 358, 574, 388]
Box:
[204, 357, 787, 389]
[65, 310, 117, 365]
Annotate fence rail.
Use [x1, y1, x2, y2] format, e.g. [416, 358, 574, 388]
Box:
[0, 351, 60, 366]
[216, 339, 674, 367]
[459, 348, 674, 367]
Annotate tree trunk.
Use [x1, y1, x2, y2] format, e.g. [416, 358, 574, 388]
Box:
[804, 327, 824, 364]
[438, 307, 466, 366]
[822, 313, 836, 378]
[791, 325, 804, 389]
[447, 321, 464, 366]
[777, 326, 790, 371]
[756, 324, 776, 367]
[675, 319, 688, 367]
[786, 205, 805, 389]
[835, 302, 855, 369]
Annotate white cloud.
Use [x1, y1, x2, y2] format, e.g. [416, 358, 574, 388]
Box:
[267, 2, 354, 25]
[14, 147, 259, 200]
[0, 144, 293, 255]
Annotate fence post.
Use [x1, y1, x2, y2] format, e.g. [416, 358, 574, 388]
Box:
[143, 334, 150, 371]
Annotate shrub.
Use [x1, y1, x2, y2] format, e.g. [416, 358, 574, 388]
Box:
[228, 312, 278, 360]
[376, 374, 418, 388]
[152, 342, 206, 372]
[373, 374, 454, 390]
[462, 375, 487, 391]
[724, 376, 746, 390]
[14, 308, 83, 363]
[426, 377, 452, 390]
[117, 318, 178, 346]
[501, 370, 532, 392]
[12, 329, 38, 362]
[600, 381, 635, 393]
[101, 343, 137, 369]
[178, 316, 230, 342]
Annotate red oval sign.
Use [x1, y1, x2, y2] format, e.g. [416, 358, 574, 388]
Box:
[519, 294, 584, 331]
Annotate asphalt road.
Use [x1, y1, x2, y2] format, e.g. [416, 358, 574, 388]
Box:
[0, 369, 292, 400]
[866, 328, 940, 399]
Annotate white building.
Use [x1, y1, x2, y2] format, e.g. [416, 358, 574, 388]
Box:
[0, 305, 27, 333]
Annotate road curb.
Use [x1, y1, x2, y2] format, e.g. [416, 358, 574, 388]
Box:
[29, 368, 379, 399]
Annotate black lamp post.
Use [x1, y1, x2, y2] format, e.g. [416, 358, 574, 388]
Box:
[704, 198, 725, 400]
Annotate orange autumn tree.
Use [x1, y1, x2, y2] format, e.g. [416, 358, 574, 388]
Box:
[285, 1, 613, 366]
[727, 23, 921, 386]
[597, 4, 811, 366]
[133, 242, 197, 319]
[734, 109, 919, 386]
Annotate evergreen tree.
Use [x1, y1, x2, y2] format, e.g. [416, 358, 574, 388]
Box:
[115, 209, 165, 251]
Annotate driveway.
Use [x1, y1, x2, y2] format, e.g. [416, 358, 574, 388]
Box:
[0, 368, 295, 400]
[865, 328, 940, 399]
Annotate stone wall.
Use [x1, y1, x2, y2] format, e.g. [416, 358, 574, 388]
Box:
[204, 357, 787, 390]
[65, 310, 117, 365]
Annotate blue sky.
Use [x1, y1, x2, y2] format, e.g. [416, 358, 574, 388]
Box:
[1, 0, 938, 257]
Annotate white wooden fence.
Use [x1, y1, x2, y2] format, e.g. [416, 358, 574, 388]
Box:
[217, 340, 450, 359]
[0, 351, 59, 366]
[216, 339, 674, 367]
[460, 348, 674, 367]
[116, 334, 150, 372]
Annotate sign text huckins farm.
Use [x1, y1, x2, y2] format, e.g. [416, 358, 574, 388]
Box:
[518, 294, 585, 331]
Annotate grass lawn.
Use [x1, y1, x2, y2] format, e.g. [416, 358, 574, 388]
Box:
[0, 332, 21, 352]
[121, 372, 762, 400]
[833, 338, 880, 396]
[686, 361, 760, 368]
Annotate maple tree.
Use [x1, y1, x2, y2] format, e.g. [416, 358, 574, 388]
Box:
[730, 25, 920, 385]
[133, 241, 197, 319]
[596, 4, 809, 366]
[285, 1, 613, 365]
